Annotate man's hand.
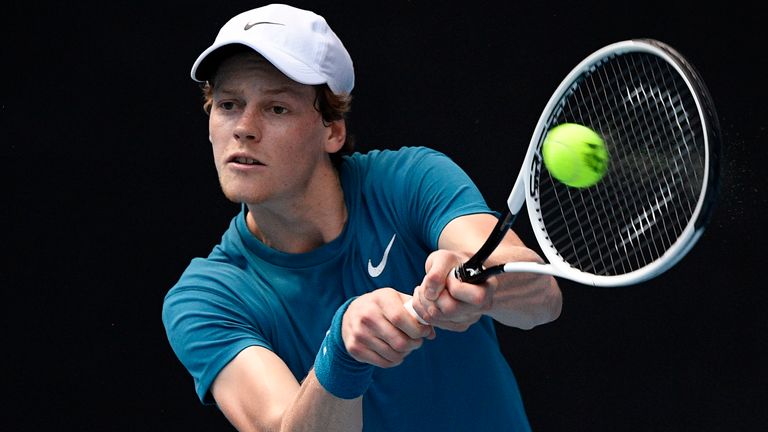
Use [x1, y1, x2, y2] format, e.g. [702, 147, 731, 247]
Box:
[342, 288, 435, 368]
[410, 250, 493, 331]
[411, 244, 562, 331]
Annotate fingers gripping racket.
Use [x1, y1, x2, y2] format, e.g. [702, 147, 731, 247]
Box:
[406, 39, 720, 321]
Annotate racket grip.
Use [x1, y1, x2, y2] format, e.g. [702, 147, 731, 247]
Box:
[403, 298, 428, 325]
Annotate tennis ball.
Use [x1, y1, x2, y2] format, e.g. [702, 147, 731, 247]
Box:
[542, 123, 608, 188]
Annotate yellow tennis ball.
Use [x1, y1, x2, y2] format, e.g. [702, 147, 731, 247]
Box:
[542, 123, 608, 188]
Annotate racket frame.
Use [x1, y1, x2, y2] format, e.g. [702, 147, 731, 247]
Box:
[457, 39, 720, 287]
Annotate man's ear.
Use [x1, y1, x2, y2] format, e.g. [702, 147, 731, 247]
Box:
[324, 119, 346, 153]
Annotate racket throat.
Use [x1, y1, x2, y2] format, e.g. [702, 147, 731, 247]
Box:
[454, 263, 506, 284]
[453, 265, 483, 282]
[455, 210, 517, 284]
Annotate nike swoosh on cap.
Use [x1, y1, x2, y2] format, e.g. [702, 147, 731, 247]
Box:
[244, 21, 285, 30]
[368, 234, 396, 278]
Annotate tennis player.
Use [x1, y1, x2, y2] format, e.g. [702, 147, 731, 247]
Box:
[162, 4, 561, 431]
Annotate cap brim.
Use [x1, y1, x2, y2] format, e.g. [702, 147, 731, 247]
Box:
[190, 41, 326, 86]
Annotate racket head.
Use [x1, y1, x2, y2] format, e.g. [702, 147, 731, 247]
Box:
[517, 39, 720, 287]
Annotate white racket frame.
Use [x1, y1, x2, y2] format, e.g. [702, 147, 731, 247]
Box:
[509, 39, 713, 287]
[405, 40, 716, 323]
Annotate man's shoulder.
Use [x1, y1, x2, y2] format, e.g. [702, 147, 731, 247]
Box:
[169, 253, 246, 294]
[345, 145, 443, 160]
[168, 217, 251, 293]
[342, 146, 448, 173]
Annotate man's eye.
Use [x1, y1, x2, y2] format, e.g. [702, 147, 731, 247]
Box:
[219, 101, 235, 110]
[271, 106, 288, 114]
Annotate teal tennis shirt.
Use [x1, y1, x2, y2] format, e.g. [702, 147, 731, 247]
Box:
[163, 146, 531, 431]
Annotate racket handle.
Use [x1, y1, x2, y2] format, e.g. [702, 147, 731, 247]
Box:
[403, 298, 428, 325]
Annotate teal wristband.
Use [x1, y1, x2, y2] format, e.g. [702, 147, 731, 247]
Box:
[313, 297, 375, 399]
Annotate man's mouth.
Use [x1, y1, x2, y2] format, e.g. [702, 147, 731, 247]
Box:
[230, 156, 264, 166]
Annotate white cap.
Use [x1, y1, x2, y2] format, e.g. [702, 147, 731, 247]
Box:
[190, 4, 354, 94]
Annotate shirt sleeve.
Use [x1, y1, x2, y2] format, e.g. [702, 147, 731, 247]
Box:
[373, 146, 494, 250]
[162, 258, 272, 404]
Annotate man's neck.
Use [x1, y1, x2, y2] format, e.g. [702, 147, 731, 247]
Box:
[244, 170, 347, 254]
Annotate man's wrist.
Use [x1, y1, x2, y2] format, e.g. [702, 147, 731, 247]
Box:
[313, 297, 375, 399]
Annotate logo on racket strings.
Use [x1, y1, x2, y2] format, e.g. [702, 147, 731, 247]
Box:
[529, 142, 544, 198]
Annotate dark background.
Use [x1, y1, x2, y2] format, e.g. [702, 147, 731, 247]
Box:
[6, 1, 766, 431]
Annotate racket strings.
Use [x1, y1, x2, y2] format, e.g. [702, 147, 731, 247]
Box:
[537, 52, 706, 276]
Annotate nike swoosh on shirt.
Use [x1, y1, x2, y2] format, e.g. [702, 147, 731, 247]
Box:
[368, 234, 396, 278]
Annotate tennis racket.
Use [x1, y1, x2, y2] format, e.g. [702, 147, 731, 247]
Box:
[405, 39, 720, 321]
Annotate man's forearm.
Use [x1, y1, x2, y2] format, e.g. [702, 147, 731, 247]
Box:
[488, 271, 562, 330]
[280, 369, 363, 432]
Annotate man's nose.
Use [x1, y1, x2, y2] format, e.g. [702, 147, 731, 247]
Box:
[233, 108, 261, 142]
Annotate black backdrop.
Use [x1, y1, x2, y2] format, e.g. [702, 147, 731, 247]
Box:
[6, 1, 766, 431]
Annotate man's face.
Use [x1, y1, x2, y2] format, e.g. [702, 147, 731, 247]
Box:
[207, 52, 335, 207]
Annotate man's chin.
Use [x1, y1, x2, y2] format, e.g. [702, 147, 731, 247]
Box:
[220, 188, 265, 206]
